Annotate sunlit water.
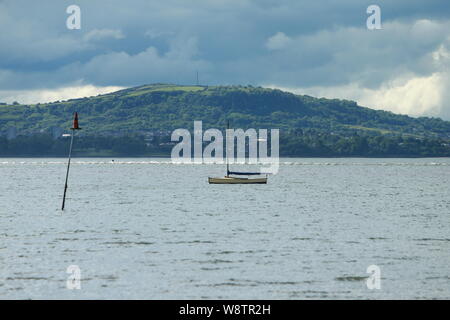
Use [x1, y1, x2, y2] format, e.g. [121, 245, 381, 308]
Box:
[0, 158, 449, 299]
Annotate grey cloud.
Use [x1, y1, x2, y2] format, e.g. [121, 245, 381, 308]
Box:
[1, 0, 450, 118]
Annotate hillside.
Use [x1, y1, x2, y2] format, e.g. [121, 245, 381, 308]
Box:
[1, 84, 450, 156]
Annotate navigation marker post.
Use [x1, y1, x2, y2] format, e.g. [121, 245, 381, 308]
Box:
[61, 112, 81, 210]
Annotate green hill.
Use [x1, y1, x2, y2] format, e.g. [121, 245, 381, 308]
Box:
[1, 84, 450, 156]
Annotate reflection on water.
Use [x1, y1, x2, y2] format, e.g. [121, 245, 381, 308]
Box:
[0, 158, 449, 299]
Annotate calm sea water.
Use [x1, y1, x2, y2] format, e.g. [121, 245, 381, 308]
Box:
[0, 157, 449, 299]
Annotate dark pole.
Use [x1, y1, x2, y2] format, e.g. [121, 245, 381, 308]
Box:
[61, 129, 74, 210]
[226, 120, 230, 176]
[62, 112, 80, 210]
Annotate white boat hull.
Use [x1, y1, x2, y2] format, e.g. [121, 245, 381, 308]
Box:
[208, 176, 267, 184]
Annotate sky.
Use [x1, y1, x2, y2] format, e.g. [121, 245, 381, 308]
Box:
[0, 0, 449, 119]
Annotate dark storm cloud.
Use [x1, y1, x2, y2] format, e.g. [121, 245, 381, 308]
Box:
[0, 0, 449, 118]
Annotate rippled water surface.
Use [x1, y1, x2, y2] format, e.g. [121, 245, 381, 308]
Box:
[1, 158, 449, 299]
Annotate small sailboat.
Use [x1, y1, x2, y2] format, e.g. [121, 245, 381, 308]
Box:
[208, 121, 268, 184]
[208, 174, 267, 184]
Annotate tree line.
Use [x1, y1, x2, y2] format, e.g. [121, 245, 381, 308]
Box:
[1, 132, 449, 157]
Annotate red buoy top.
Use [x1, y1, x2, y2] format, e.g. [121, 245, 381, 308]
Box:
[72, 112, 81, 130]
